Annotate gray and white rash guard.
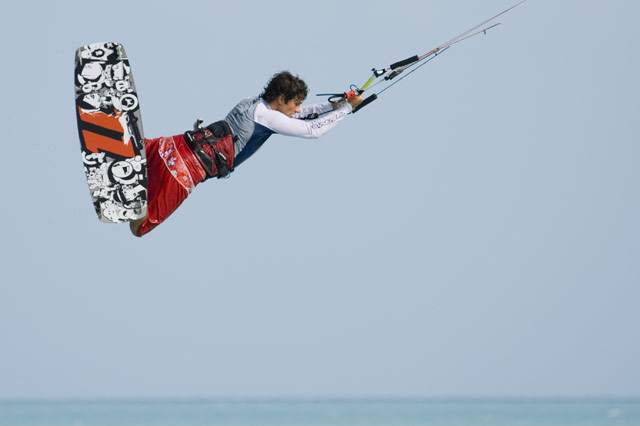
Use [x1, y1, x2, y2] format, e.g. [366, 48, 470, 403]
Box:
[225, 96, 352, 167]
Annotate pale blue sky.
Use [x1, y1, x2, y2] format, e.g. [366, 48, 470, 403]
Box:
[1, 0, 639, 399]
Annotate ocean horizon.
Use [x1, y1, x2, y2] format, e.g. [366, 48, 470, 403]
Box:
[1, 398, 639, 426]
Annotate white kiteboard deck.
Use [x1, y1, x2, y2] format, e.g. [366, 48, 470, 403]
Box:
[74, 42, 147, 223]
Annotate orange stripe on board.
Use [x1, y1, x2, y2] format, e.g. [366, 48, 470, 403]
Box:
[78, 107, 134, 158]
[79, 107, 124, 132]
[81, 129, 134, 158]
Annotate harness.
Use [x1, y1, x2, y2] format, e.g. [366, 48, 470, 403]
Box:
[184, 119, 237, 180]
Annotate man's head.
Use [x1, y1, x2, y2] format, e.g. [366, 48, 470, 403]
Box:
[261, 71, 308, 116]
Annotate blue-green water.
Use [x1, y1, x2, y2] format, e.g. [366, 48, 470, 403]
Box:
[1, 399, 639, 426]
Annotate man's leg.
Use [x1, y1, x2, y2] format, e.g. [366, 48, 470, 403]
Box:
[128, 135, 202, 237]
[130, 216, 146, 237]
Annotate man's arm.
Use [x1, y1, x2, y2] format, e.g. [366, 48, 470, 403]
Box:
[255, 102, 353, 139]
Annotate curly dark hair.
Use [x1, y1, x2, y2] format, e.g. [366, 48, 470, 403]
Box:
[260, 71, 308, 103]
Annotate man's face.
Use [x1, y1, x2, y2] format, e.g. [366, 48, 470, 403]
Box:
[276, 96, 303, 117]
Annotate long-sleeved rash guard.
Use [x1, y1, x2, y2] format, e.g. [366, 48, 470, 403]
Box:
[225, 96, 352, 167]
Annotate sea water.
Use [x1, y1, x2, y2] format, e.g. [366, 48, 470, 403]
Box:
[1, 399, 639, 426]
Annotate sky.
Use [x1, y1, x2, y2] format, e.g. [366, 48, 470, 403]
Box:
[0, 0, 639, 400]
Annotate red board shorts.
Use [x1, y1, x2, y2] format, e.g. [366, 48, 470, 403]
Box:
[134, 134, 206, 237]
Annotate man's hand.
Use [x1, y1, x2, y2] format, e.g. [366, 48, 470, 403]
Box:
[331, 99, 347, 109]
[347, 95, 363, 110]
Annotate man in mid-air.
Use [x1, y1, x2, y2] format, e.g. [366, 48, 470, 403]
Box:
[131, 71, 362, 237]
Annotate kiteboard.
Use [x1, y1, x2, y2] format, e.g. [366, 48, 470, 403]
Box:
[74, 42, 147, 223]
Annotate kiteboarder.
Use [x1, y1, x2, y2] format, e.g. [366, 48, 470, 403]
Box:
[130, 71, 363, 237]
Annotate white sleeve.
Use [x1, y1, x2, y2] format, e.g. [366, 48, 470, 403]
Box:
[254, 102, 352, 139]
